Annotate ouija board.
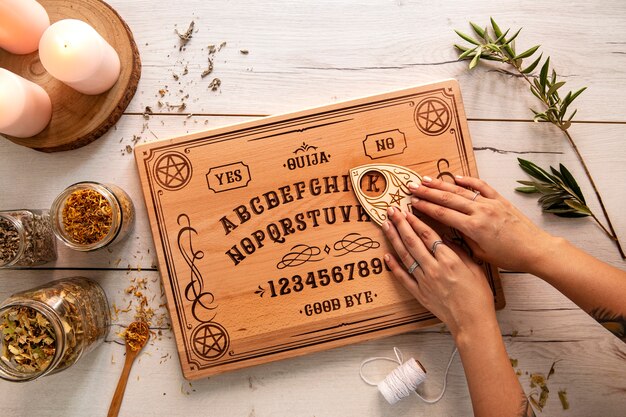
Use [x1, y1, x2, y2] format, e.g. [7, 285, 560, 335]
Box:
[135, 79, 505, 379]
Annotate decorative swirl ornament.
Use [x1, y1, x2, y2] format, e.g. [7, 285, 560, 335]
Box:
[349, 164, 422, 226]
[333, 233, 380, 257]
[276, 244, 324, 269]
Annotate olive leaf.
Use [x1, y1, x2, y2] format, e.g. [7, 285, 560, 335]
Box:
[515, 159, 599, 220]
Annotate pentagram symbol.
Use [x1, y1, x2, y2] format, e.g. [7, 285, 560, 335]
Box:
[389, 189, 403, 205]
[414, 98, 451, 136]
[191, 322, 229, 360]
[154, 152, 192, 190]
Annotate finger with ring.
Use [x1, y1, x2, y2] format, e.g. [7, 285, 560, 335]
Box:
[382, 218, 426, 275]
[404, 212, 448, 261]
[431, 240, 444, 256]
[387, 207, 434, 270]
[407, 260, 421, 275]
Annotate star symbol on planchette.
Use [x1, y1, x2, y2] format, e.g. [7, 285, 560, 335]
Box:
[389, 189, 404, 205]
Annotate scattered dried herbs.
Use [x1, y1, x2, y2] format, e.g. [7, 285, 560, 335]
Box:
[123, 321, 149, 352]
[558, 389, 569, 410]
[240, 49, 249, 55]
[529, 373, 549, 411]
[208, 78, 221, 91]
[527, 360, 563, 413]
[0, 306, 56, 374]
[62, 189, 113, 245]
[175, 21, 195, 51]
[201, 60, 214, 78]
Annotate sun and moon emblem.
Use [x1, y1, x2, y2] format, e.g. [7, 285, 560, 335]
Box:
[350, 163, 422, 226]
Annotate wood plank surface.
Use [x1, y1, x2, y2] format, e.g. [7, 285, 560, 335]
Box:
[0, 270, 624, 416]
[0, 0, 625, 415]
[2, 117, 623, 268]
[107, 0, 626, 120]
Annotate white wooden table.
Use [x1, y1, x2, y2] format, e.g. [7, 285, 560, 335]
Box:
[1, 1, 625, 415]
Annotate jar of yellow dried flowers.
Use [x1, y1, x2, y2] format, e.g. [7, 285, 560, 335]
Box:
[0, 277, 110, 382]
[50, 182, 134, 251]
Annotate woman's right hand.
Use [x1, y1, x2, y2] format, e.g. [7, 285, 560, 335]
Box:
[409, 175, 559, 272]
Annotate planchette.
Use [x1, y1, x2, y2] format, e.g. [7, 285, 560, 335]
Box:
[349, 164, 422, 226]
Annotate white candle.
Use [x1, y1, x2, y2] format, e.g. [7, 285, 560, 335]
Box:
[0, 0, 50, 54]
[39, 19, 120, 95]
[0, 68, 52, 138]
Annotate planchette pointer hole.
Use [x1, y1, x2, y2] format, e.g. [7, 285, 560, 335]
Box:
[359, 170, 387, 198]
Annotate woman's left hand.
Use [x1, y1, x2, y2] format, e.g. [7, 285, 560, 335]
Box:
[382, 206, 496, 338]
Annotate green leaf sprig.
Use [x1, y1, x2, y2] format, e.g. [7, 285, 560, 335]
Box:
[454, 19, 623, 257]
[516, 158, 613, 240]
[454, 18, 586, 131]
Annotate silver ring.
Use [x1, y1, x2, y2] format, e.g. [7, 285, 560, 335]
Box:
[471, 190, 481, 201]
[431, 240, 444, 256]
[407, 261, 420, 275]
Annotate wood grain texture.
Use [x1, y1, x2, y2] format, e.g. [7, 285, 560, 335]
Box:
[0, 0, 625, 414]
[0, 271, 624, 417]
[0, 0, 141, 152]
[134, 80, 504, 379]
[106, 0, 626, 120]
[1, 116, 622, 270]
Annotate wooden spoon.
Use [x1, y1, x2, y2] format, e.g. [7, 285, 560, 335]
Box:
[107, 321, 150, 417]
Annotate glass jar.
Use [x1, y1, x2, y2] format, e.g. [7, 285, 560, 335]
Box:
[0, 209, 57, 268]
[50, 182, 135, 251]
[0, 277, 110, 382]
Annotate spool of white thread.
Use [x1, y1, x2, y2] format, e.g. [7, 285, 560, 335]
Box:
[359, 347, 458, 405]
[378, 357, 427, 405]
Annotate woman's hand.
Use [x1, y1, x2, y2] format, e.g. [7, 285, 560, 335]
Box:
[383, 206, 531, 417]
[382, 207, 496, 338]
[409, 175, 558, 272]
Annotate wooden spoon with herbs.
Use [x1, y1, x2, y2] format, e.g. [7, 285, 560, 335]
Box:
[107, 321, 150, 417]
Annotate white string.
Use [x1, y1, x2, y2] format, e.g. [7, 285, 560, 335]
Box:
[359, 346, 458, 405]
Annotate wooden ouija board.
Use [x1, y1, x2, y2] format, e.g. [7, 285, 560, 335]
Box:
[135, 79, 505, 380]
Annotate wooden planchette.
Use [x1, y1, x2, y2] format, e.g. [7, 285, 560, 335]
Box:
[135, 79, 505, 379]
[349, 163, 422, 225]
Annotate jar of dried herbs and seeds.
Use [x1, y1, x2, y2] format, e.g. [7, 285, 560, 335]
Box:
[0, 209, 57, 268]
[50, 182, 135, 251]
[0, 277, 110, 382]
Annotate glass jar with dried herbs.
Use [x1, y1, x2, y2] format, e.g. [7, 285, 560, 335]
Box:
[50, 182, 135, 251]
[0, 276, 110, 382]
[0, 209, 57, 268]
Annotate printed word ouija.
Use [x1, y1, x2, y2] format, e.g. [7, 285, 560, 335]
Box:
[135, 79, 505, 379]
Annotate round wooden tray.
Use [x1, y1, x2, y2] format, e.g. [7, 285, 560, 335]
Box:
[0, 0, 141, 153]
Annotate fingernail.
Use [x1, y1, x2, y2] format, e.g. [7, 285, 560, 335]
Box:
[382, 221, 390, 231]
[455, 175, 463, 179]
[411, 197, 419, 204]
[383, 254, 391, 262]
[408, 182, 419, 190]
[401, 210, 407, 218]
[423, 176, 432, 182]
[387, 207, 395, 216]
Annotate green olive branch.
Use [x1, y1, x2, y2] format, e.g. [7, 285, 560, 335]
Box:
[454, 18, 623, 258]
